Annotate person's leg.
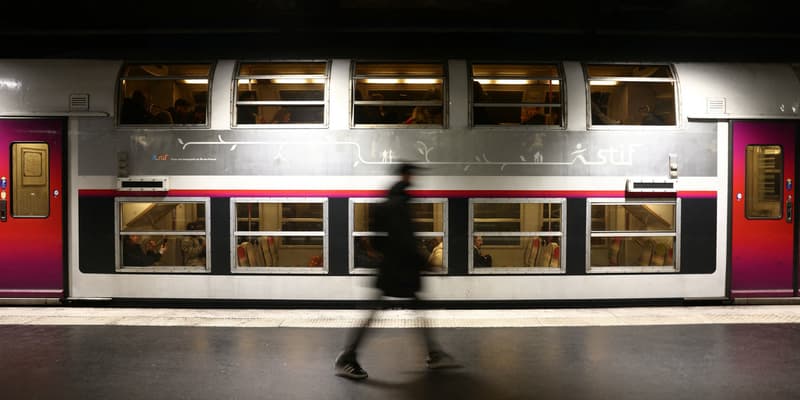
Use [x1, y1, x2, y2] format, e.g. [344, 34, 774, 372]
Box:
[411, 295, 440, 353]
[412, 295, 460, 369]
[343, 303, 380, 354]
[335, 297, 383, 379]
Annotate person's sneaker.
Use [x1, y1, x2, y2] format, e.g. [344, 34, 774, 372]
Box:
[334, 352, 368, 380]
[426, 351, 460, 369]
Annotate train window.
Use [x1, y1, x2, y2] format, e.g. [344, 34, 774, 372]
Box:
[745, 145, 783, 219]
[350, 198, 447, 273]
[234, 62, 328, 126]
[11, 142, 49, 217]
[587, 199, 679, 273]
[118, 63, 212, 126]
[471, 63, 563, 126]
[469, 199, 566, 273]
[231, 198, 327, 273]
[585, 64, 677, 127]
[352, 62, 446, 127]
[116, 198, 210, 272]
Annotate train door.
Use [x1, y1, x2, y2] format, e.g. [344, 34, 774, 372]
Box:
[0, 118, 65, 299]
[731, 121, 797, 298]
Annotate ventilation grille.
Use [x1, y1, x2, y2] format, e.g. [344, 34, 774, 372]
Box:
[117, 177, 169, 192]
[69, 93, 90, 111]
[706, 97, 726, 114]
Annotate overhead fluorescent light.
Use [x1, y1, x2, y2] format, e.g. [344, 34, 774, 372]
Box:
[475, 79, 531, 85]
[365, 78, 440, 84]
[589, 80, 619, 86]
[272, 78, 326, 84]
[183, 79, 208, 84]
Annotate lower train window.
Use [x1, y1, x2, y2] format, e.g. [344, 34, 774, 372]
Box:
[116, 198, 210, 272]
[587, 199, 679, 273]
[231, 198, 327, 273]
[469, 199, 566, 273]
[350, 198, 447, 274]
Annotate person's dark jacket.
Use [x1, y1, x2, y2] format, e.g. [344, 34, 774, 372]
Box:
[123, 238, 162, 266]
[374, 180, 426, 298]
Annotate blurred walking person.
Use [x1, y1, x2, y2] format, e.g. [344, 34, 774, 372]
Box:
[334, 163, 457, 379]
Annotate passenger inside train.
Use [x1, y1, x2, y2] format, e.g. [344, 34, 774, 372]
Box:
[123, 235, 166, 267]
[473, 236, 492, 267]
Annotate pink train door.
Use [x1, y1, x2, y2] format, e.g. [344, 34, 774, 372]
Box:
[731, 121, 797, 298]
[0, 118, 65, 299]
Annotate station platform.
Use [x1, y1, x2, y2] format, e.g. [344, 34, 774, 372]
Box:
[2, 305, 800, 399]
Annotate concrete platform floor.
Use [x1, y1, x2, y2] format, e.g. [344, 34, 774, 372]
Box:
[2, 306, 800, 400]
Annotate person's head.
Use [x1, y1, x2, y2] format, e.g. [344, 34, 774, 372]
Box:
[273, 108, 291, 123]
[174, 98, 191, 113]
[474, 235, 483, 248]
[396, 163, 418, 183]
[128, 234, 141, 243]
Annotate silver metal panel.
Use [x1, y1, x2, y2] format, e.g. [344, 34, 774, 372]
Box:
[677, 63, 800, 119]
[0, 60, 119, 115]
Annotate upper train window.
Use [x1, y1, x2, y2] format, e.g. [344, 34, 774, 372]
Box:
[118, 63, 212, 126]
[352, 62, 446, 127]
[585, 64, 677, 127]
[469, 199, 566, 274]
[471, 63, 563, 126]
[234, 62, 328, 126]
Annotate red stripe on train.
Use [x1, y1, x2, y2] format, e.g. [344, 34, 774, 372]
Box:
[78, 189, 718, 198]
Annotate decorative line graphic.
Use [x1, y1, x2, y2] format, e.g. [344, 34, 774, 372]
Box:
[176, 135, 639, 170]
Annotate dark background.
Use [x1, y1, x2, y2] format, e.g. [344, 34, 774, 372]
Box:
[3, 0, 800, 60]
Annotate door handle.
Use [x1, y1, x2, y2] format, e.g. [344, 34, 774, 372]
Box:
[787, 195, 793, 223]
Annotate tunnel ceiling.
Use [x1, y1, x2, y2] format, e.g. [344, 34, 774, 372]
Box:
[2, 0, 799, 61]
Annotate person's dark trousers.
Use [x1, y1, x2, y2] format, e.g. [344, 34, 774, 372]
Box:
[342, 295, 440, 358]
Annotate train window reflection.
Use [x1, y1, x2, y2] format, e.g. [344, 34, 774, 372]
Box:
[350, 198, 447, 273]
[118, 63, 212, 126]
[352, 62, 445, 127]
[745, 145, 783, 219]
[469, 199, 565, 272]
[234, 61, 328, 126]
[586, 64, 677, 127]
[232, 199, 327, 272]
[471, 63, 562, 126]
[588, 199, 679, 272]
[116, 198, 209, 271]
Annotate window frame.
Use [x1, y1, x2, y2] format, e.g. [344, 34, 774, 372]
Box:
[586, 198, 681, 273]
[469, 62, 565, 128]
[115, 197, 211, 273]
[468, 198, 567, 274]
[230, 197, 328, 274]
[116, 62, 214, 128]
[232, 60, 330, 128]
[584, 63, 679, 129]
[349, 197, 448, 274]
[350, 61, 448, 128]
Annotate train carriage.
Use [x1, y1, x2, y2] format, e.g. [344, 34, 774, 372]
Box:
[0, 58, 797, 304]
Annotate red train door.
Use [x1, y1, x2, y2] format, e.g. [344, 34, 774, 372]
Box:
[0, 118, 65, 299]
[731, 121, 797, 298]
